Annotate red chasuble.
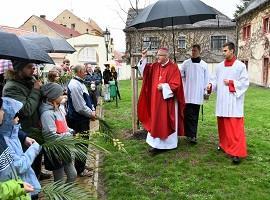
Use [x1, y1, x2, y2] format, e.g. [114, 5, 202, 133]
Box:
[138, 60, 185, 140]
[217, 56, 247, 158]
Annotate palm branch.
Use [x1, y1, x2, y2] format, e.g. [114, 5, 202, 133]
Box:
[42, 134, 111, 164]
[42, 181, 95, 200]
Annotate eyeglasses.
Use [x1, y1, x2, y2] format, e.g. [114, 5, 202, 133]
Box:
[65, 63, 70, 66]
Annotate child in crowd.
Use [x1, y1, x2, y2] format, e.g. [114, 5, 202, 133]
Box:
[0, 97, 41, 199]
[40, 82, 77, 183]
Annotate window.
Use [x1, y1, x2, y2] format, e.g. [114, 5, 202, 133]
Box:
[263, 17, 270, 33]
[211, 35, 226, 50]
[143, 37, 160, 50]
[78, 47, 96, 62]
[242, 24, 251, 40]
[71, 23, 75, 30]
[178, 36, 186, 49]
[32, 25, 37, 32]
[241, 60, 249, 71]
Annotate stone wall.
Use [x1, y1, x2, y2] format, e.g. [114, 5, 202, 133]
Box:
[237, 1, 270, 86]
[125, 27, 236, 64]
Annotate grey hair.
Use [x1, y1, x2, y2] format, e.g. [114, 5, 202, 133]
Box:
[72, 64, 85, 74]
[157, 49, 170, 58]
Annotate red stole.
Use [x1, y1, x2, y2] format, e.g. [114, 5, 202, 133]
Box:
[225, 56, 237, 92]
[224, 56, 236, 67]
[138, 60, 185, 139]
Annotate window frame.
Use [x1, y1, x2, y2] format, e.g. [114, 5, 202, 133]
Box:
[210, 35, 227, 51]
[242, 24, 251, 40]
[178, 35, 186, 49]
[263, 16, 270, 33]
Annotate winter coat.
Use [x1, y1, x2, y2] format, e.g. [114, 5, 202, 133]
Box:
[0, 134, 14, 181]
[0, 97, 41, 196]
[92, 71, 102, 85]
[0, 179, 31, 200]
[103, 69, 111, 84]
[40, 102, 73, 170]
[3, 74, 41, 133]
[84, 73, 95, 85]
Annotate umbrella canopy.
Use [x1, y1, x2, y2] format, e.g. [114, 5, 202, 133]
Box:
[127, 0, 217, 61]
[22, 34, 76, 54]
[0, 31, 54, 64]
[128, 0, 217, 28]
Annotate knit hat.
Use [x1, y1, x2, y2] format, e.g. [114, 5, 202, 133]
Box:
[41, 82, 64, 100]
[11, 60, 31, 71]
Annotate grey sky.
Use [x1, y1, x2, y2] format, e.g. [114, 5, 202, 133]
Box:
[0, 0, 241, 51]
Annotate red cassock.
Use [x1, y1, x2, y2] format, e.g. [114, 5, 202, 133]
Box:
[137, 60, 185, 140]
[218, 117, 247, 158]
[216, 56, 248, 158]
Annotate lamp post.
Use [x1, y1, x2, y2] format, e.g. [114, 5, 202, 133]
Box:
[104, 28, 110, 61]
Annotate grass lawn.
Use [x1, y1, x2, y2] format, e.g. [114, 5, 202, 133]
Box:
[99, 80, 270, 200]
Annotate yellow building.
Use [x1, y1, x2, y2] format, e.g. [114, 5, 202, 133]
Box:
[53, 9, 103, 36]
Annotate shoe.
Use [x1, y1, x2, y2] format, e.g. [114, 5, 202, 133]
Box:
[148, 148, 170, 156]
[39, 172, 51, 180]
[232, 156, 241, 164]
[78, 168, 93, 177]
[186, 137, 197, 144]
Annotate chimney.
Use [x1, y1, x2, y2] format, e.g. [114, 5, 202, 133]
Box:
[40, 15, 46, 19]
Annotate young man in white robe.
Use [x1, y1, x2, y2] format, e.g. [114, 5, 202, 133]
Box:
[180, 44, 209, 144]
[208, 42, 249, 164]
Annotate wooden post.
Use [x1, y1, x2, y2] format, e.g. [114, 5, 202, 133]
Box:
[131, 55, 138, 133]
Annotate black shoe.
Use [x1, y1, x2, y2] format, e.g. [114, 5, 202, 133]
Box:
[148, 148, 167, 156]
[187, 137, 197, 144]
[232, 156, 241, 164]
[39, 172, 51, 180]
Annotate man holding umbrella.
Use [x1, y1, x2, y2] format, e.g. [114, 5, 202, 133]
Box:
[137, 48, 185, 154]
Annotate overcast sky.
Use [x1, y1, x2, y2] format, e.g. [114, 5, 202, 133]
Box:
[0, 0, 241, 51]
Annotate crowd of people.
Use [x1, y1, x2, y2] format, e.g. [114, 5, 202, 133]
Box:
[0, 41, 249, 199]
[0, 58, 121, 199]
[137, 42, 249, 165]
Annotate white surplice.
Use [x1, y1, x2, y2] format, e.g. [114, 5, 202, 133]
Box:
[180, 59, 209, 105]
[210, 60, 249, 117]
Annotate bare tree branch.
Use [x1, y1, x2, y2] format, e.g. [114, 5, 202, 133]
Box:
[129, 0, 138, 14]
[115, 9, 128, 25]
[115, 0, 132, 16]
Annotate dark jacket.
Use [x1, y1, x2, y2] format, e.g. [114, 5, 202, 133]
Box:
[3, 75, 41, 132]
[92, 71, 102, 85]
[103, 69, 111, 84]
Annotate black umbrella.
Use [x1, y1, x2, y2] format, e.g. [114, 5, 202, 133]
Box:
[128, 0, 217, 61]
[0, 31, 54, 64]
[22, 34, 76, 54]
